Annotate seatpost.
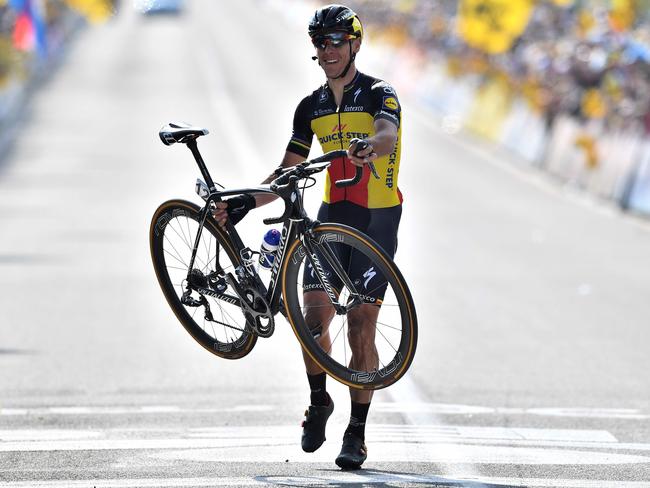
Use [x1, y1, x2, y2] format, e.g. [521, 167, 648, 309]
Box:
[186, 139, 217, 190]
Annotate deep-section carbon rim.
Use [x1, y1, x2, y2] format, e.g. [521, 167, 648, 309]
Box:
[282, 224, 417, 389]
[150, 200, 256, 359]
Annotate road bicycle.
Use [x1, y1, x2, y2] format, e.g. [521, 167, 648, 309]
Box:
[149, 122, 417, 390]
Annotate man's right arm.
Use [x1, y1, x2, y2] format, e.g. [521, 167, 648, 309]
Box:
[254, 150, 307, 206]
[212, 151, 306, 227]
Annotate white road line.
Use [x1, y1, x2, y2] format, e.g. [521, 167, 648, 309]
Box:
[372, 403, 650, 420]
[0, 405, 274, 416]
[2, 474, 650, 488]
[2, 403, 646, 419]
[2, 424, 648, 458]
[384, 374, 490, 486]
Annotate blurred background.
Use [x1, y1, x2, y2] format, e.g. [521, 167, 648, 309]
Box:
[3, 0, 650, 211]
[1, 0, 650, 484]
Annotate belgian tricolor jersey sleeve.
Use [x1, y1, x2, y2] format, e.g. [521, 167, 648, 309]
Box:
[286, 95, 314, 158]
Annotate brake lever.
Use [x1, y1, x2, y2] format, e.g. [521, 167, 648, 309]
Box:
[350, 137, 379, 180]
[367, 161, 380, 180]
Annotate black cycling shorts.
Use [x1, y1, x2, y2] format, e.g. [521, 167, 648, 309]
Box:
[302, 201, 402, 304]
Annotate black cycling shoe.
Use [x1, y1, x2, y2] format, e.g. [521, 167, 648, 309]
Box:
[301, 396, 334, 453]
[335, 432, 367, 470]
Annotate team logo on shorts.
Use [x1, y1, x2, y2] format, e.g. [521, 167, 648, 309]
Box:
[383, 97, 399, 111]
[363, 267, 376, 288]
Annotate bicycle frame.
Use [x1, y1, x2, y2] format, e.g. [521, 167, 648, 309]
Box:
[184, 139, 308, 319]
[183, 138, 362, 328]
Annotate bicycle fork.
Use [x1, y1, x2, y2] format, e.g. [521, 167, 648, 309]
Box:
[302, 233, 363, 315]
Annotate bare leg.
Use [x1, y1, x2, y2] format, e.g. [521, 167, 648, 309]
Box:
[346, 304, 380, 404]
[302, 290, 336, 374]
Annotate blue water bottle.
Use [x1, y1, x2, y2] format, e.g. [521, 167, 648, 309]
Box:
[259, 229, 281, 269]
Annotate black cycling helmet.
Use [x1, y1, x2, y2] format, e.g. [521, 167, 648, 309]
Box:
[308, 5, 363, 79]
[308, 4, 363, 39]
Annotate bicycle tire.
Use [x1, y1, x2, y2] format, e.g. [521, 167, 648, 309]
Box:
[282, 223, 417, 389]
[150, 199, 257, 359]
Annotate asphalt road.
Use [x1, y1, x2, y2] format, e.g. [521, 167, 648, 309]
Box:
[1, 1, 650, 486]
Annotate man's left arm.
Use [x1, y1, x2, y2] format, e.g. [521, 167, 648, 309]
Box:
[347, 119, 397, 166]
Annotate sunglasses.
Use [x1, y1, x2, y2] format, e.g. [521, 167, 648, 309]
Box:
[311, 32, 356, 50]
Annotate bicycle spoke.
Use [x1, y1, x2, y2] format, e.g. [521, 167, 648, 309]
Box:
[218, 302, 233, 343]
[168, 217, 209, 271]
[363, 279, 389, 298]
[375, 324, 399, 354]
[166, 265, 189, 272]
[209, 316, 218, 339]
[376, 320, 403, 333]
[183, 216, 194, 250]
[163, 230, 190, 264]
[168, 218, 193, 251]
[326, 317, 347, 356]
[201, 232, 213, 273]
[164, 246, 189, 269]
[343, 319, 347, 368]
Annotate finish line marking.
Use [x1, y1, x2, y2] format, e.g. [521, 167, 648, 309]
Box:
[2, 424, 649, 465]
[2, 403, 646, 419]
[1, 474, 650, 488]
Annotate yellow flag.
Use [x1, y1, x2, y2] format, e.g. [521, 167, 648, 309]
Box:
[581, 89, 607, 119]
[609, 0, 636, 31]
[64, 0, 114, 24]
[457, 0, 534, 54]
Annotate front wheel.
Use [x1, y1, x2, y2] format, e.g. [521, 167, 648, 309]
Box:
[149, 199, 257, 359]
[282, 223, 417, 390]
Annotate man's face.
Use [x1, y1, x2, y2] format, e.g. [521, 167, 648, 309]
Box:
[313, 33, 360, 79]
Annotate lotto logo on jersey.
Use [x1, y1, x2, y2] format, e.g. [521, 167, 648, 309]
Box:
[383, 97, 399, 111]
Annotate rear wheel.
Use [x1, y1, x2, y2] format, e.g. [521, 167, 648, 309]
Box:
[282, 223, 417, 389]
[149, 200, 257, 359]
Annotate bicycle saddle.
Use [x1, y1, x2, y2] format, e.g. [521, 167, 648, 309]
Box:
[159, 122, 209, 146]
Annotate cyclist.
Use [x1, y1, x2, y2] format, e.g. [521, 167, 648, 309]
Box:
[213, 4, 403, 470]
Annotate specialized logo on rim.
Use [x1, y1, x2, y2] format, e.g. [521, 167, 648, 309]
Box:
[351, 353, 403, 383]
[155, 208, 190, 237]
[291, 233, 344, 265]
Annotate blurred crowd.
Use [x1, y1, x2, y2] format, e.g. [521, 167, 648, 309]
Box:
[0, 0, 115, 93]
[347, 0, 650, 135]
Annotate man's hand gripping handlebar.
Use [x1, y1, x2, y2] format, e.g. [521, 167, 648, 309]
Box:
[263, 149, 363, 225]
[212, 149, 369, 227]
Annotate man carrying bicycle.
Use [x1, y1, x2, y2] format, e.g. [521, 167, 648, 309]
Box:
[213, 4, 403, 470]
